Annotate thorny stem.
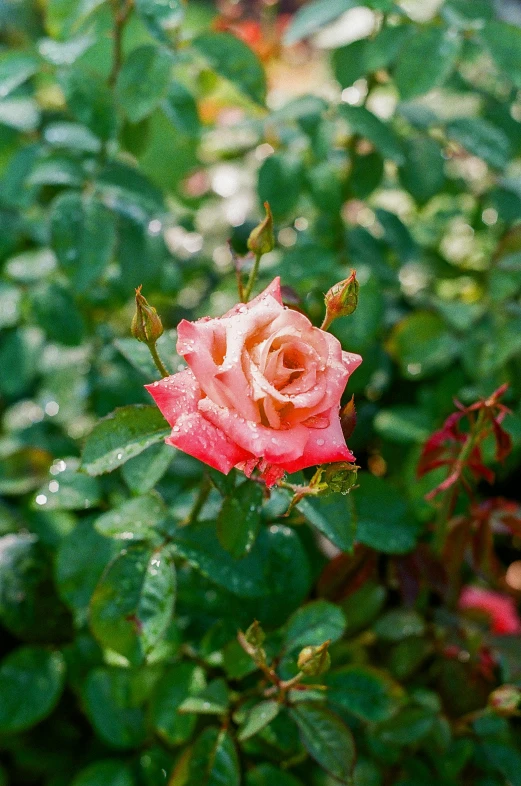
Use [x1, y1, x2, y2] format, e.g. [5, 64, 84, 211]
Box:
[147, 341, 170, 379]
[243, 252, 262, 302]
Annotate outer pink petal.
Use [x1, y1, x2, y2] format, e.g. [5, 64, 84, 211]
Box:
[343, 350, 363, 375]
[198, 398, 309, 463]
[280, 413, 355, 474]
[222, 276, 282, 317]
[145, 370, 200, 427]
[167, 412, 252, 474]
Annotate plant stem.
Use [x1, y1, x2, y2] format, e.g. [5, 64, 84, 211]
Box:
[243, 252, 262, 302]
[187, 475, 212, 524]
[320, 314, 333, 331]
[147, 341, 170, 378]
[109, 0, 132, 87]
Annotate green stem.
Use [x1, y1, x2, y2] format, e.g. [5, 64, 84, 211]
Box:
[243, 252, 262, 302]
[187, 475, 212, 524]
[320, 314, 333, 331]
[147, 341, 170, 378]
[109, 0, 132, 87]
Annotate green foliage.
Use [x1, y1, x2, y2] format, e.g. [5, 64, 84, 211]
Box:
[1, 0, 521, 784]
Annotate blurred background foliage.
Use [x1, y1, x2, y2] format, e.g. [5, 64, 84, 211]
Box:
[1, 0, 521, 784]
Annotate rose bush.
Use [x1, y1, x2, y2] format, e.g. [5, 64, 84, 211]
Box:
[1, 1, 521, 784]
[146, 277, 361, 485]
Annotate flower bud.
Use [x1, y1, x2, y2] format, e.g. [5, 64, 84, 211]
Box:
[322, 462, 358, 495]
[247, 202, 275, 256]
[322, 270, 359, 330]
[489, 685, 521, 716]
[131, 286, 163, 344]
[340, 395, 357, 441]
[297, 640, 331, 676]
[244, 619, 265, 649]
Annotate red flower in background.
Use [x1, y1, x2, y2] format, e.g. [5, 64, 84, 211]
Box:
[459, 586, 521, 635]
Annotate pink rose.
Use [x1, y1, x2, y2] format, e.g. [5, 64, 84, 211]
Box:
[459, 586, 521, 635]
[146, 277, 361, 486]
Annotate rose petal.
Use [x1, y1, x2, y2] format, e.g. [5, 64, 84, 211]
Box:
[222, 276, 282, 318]
[280, 412, 355, 474]
[167, 411, 251, 474]
[145, 370, 200, 427]
[198, 397, 309, 463]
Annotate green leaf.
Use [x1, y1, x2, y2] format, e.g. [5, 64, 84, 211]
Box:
[481, 742, 521, 786]
[246, 765, 304, 786]
[90, 544, 175, 663]
[0, 282, 21, 328]
[0, 647, 65, 733]
[95, 160, 165, 220]
[82, 667, 147, 748]
[56, 520, 118, 625]
[352, 474, 419, 554]
[0, 98, 40, 131]
[374, 407, 431, 444]
[32, 468, 102, 511]
[30, 282, 85, 346]
[217, 480, 263, 558]
[71, 760, 135, 786]
[325, 665, 404, 722]
[5, 247, 56, 281]
[388, 312, 459, 379]
[284, 600, 346, 651]
[186, 728, 240, 786]
[284, 0, 357, 45]
[375, 706, 436, 746]
[38, 33, 96, 65]
[135, 0, 184, 42]
[81, 405, 170, 476]
[394, 27, 461, 99]
[342, 583, 387, 635]
[162, 82, 200, 136]
[121, 443, 173, 494]
[179, 678, 230, 715]
[297, 494, 357, 553]
[43, 121, 101, 153]
[290, 703, 355, 783]
[151, 663, 201, 746]
[172, 522, 310, 616]
[50, 191, 116, 292]
[95, 493, 167, 541]
[60, 67, 117, 140]
[193, 32, 266, 105]
[0, 532, 72, 640]
[333, 26, 410, 88]
[258, 154, 303, 217]
[480, 21, 521, 89]
[374, 609, 426, 641]
[0, 327, 43, 398]
[0, 51, 38, 98]
[447, 117, 510, 169]
[238, 700, 280, 741]
[398, 136, 445, 205]
[340, 105, 404, 164]
[116, 45, 172, 123]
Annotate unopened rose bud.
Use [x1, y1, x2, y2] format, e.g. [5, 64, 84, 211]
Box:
[340, 395, 357, 441]
[131, 286, 163, 344]
[489, 685, 521, 716]
[322, 271, 359, 330]
[247, 202, 275, 256]
[245, 620, 265, 649]
[297, 640, 331, 676]
[323, 461, 358, 495]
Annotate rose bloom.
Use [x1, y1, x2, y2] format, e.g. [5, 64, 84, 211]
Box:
[146, 278, 361, 486]
[459, 586, 521, 635]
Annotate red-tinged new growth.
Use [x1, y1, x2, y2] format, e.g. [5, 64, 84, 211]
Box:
[418, 384, 512, 501]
